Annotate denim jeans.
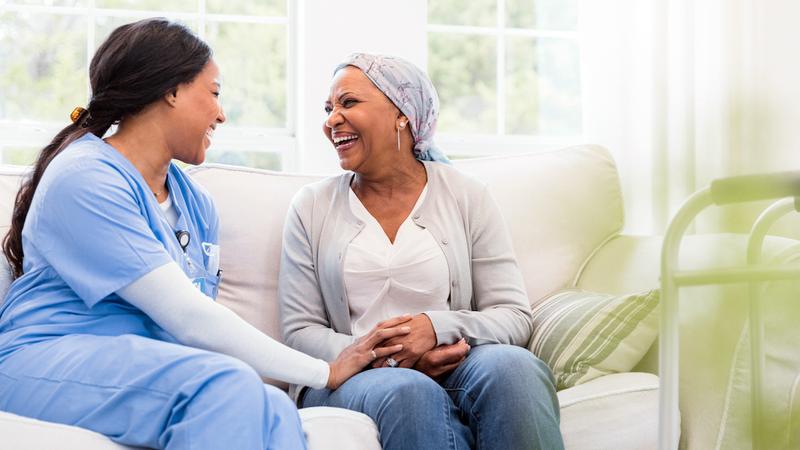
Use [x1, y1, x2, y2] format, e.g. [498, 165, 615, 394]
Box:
[301, 344, 563, 450]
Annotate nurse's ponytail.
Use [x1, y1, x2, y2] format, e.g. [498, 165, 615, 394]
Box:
[3, 18, 211, 278]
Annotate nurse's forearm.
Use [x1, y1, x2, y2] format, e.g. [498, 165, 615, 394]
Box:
[117, 261, 330, 389]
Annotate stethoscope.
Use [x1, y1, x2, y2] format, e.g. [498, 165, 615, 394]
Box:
[175, 229, 200, 278]
[175, 223, 222, 281]
[165, 198, 216, 281]
[175, 230, 190, 253]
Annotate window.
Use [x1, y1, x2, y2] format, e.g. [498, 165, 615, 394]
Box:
[0, 1, 583, 171]
[427, 0, 582, 156]
[0, 0, 291, 169]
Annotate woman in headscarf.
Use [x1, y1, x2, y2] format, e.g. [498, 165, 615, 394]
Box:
[278, 53, 564, 450]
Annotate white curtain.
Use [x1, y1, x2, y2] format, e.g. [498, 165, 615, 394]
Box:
[579, 0, 765, 235]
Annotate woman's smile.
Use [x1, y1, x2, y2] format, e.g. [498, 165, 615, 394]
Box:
[333, 133, 359, 152]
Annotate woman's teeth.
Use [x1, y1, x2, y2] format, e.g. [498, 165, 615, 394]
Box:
[333, 134, 358, 144]
[334, 134, 358, 149]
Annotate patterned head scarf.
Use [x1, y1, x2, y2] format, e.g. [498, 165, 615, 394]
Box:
[334, 53, 450, 164]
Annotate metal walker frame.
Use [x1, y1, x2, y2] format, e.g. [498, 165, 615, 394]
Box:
[659, 172, 800, 450]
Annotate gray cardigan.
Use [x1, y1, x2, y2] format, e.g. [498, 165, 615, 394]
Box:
[278, 161, 533, 394]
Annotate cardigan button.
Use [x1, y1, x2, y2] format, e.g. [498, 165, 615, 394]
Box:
[413, 214, 420, 220]
[442, 239, 448, 245]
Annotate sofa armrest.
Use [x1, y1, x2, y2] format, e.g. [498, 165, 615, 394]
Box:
[577, 232, 800, 449]
[557, 372, 659, 450]
[576, 232, 800, 294]
[576, 234, 663, 295]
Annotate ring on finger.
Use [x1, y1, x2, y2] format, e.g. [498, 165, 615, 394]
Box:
[386, 357, 399, 368]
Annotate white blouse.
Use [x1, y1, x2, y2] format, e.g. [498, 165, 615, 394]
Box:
[344, 185, 450, 337]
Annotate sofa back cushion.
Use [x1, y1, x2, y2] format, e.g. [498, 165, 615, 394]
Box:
[452, 145, 624, 304]
[0, 145, 624, 359]
[185, 167, 323, 347]
[187, 144, 624, 346]
[0, 167, 28, 301]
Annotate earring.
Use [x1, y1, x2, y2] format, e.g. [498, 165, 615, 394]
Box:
[396, 121, 406, 152]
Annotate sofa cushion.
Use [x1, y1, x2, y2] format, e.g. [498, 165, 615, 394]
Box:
[299, 406, 381, 450]
[577, 233, 800, 449]
[0, 166, 25, 225]
[0, 145, 624, 341]
[0, 145, 625, 310]
[714, 270, 800, 450]
[0, 225, 12, 302]
[529, 289, 659, 390]
[183, 145, 624, 388]
[0, 410, 142, 450]
[557, 372, 659, 450]
[0, 407, 380, 450]
[185, 166, 324, 389]
[453, 145, 624, 305]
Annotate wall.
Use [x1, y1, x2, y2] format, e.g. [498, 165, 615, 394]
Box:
[295, 0, 427, 174]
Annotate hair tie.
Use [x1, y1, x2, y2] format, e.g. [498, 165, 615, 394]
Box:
[70, 106, 90, 123]
[69, 106, 92, 127]
[70, 106, 86, 123]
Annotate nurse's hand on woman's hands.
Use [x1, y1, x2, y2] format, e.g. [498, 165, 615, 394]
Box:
[327, 314, 413, 390]
[414, 338, 470, 380]
[371, 313, 437, 369]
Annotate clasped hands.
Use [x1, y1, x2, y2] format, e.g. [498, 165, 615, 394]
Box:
[369, 313, 470, 379]
[328, 313, 470, 390]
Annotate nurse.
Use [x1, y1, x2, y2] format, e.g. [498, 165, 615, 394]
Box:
[0, 18, 409, 450]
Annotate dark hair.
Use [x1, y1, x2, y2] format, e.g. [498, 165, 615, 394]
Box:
[3, 18, 212, 278]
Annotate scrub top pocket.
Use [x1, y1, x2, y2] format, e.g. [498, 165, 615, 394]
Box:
[182, 248, 220, 299]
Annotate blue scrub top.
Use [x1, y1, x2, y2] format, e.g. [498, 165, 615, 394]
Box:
[0, 134, 220, 358]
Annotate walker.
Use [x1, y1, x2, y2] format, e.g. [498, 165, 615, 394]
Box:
[659, 172, 800, 450]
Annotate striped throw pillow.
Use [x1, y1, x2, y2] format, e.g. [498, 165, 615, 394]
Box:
[529, 289, 659, 390]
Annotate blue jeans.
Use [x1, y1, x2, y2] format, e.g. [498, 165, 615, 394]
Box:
[301, 344, 563, 450]
[0, 334, 306, 450]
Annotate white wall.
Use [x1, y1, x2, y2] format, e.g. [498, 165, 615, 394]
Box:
[294, 0, 428, 174]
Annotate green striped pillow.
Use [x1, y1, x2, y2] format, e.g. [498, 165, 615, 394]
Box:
[528, 289, 659, 390]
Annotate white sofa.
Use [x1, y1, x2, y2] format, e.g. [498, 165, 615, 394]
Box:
[5, 144, 790, 449]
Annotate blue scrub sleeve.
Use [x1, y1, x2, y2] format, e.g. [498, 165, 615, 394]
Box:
[31, 164, 173, 308]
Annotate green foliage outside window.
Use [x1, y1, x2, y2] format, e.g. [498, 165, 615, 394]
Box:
[428, 32, 497, 134]
[506, 36, 581, 135]
[505, 0, 578, 30]
[428, 0, 496, 27]
[0, 1, 286, 169]
[0, 12, 87, 122]
[428, 0, 581, 137]
[205, 22, 287, 128]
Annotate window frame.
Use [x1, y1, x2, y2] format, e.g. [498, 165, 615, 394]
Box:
[0, 0, 586, 170]
[427, 0, 584, 156]
[0, 0, 296, 169]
